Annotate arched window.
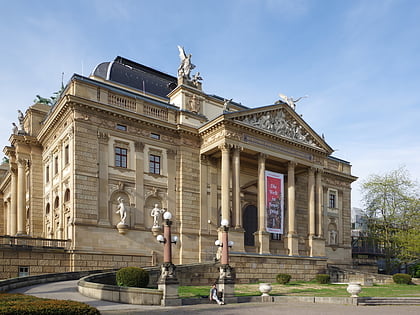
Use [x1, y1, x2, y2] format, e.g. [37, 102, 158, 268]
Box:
[45, 203, 50, 215]
[54, 196, 59, 209]
[64, 189, 70, 203]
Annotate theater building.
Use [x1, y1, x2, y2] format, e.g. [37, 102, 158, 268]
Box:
[0, 52, 356, 280]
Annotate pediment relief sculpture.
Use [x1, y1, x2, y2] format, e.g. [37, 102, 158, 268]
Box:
[233, 109, 321, 148]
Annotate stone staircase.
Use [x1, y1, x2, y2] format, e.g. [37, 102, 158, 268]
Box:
[358, 297, 420, 306]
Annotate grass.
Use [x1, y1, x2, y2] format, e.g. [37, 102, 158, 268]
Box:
[179, 282, 420, 298]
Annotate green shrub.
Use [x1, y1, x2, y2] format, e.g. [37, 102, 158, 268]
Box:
[276, 273, 291, 284]
[0, 293, 100, 315]
[315, 274, 330, 284]
[408, 263, 420, 278]
[116, 266, 149, 288]
[392, 273, 412, 284]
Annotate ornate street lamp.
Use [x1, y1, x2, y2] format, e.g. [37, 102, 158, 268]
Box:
[214, 219, 235, 301]
[156, 210, 180, 306]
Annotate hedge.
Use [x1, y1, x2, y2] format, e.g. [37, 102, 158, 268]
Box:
[0, 293, 100, 315]
[116, 266, 149, 288]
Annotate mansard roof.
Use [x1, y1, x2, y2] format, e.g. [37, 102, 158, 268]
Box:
[91, 56, 177, 99]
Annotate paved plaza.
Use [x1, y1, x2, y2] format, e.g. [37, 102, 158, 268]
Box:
[10, 280, 420, 315]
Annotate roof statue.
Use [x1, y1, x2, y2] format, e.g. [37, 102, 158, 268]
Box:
[191, 72, 203, 87]
[223, 98, 233, 112]
[278, 94, 308, 110]
[177, 45, 195, 80]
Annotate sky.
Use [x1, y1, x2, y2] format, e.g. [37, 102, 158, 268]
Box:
[0, 0, 419, 209]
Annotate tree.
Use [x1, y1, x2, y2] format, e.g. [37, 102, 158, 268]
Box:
[361, 167, 419, 274]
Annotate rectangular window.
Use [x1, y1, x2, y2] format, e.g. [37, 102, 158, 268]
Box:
[115, 147, 128, 168]
[64, 144, 69, 165]
[54, 156, 58, 175]
[18, 266, 29, 277]
[150, 133, 160, 140]
[46, 165, 50, 182]
[329, 192, 336, 209]
[149, 154, 161, 174]
[116, 124, 127, 131]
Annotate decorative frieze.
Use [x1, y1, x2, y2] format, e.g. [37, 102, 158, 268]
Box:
[234, 109, 321, 148]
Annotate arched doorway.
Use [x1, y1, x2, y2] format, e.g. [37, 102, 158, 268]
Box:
[243, 205, 258, 246]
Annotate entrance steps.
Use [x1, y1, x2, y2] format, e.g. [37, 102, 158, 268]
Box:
[357, 297, 420, 306]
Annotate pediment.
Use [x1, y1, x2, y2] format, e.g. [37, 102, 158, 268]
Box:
[228, 105, 332, 153]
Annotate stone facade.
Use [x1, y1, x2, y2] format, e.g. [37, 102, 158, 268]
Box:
[0, 55, 356, 280]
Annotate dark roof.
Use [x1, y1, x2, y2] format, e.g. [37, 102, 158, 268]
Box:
[91, 56, 177, 99]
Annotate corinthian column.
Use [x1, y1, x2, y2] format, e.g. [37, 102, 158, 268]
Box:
[232, 147, 241, 228]
[316, 169, 323, 237]
[16, 159, 27, 235]
[220, 144, 230, 223]
[257, 153, 266, 232]
[287, 161, 298, 256]
[256, 153, 270, 254]
[10, 165, 17, 235]
[308, 167, 316, 236]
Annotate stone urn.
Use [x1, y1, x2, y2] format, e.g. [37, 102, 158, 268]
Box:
[347, 282, 362, 297]
[259, 283, 272, 296]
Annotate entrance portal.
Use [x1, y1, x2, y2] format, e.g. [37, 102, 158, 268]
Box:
[243, 205, 258, 246]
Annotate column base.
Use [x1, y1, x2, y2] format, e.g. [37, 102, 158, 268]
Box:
[229, 228, 245, 253]
[308, 235, 326, 257]
[286, 233, 299, 256]
[255, 231, 270, 254]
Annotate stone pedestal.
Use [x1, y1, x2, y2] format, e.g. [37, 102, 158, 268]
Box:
[286, 233, 299, 256]
[229, 228, 245, 253]
[308, 236, 326, 257]
[217, 264, 235, 302]
[158, 263, 181, 306]
[255, 231, 270, 254]
[116, 223, 128, 234]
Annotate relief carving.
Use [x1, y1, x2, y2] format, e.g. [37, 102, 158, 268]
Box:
[234, 109, 320, 148]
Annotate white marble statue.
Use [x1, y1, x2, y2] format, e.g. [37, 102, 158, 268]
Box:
[329, 229, 338, 245]
[12, 123, 18, 135]
[17, 110, 25, 131]
[278, 94, 307, 110]
[151, 204, 164, 228]
[177, 45, 195, 80]
[116, 197, 127, 225]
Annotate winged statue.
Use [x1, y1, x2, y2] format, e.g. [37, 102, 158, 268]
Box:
[177, 45, 195, 80]
[278, 94, 308, 110]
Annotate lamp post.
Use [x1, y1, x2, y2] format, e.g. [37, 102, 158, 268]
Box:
[156, 210, 180, 306]
[214, 219, 235, 302]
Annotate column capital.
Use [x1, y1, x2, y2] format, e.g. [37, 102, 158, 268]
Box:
[288, 160, 297, 168]
[167, 149, 177, 159]
[258, 152, 267, 161]
[218, 143, 232, 152]
[134, 141, 144, 152]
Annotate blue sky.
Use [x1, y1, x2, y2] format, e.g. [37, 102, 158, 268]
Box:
[0, 0, 419, 209]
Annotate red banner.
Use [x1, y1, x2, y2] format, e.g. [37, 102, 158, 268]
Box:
[265, 171, 284, 234]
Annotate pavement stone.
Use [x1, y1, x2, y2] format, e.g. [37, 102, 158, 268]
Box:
[9, 280, 420, 315]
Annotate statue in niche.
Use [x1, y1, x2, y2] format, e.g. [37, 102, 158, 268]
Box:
[177, 45, 195, 80]
[151, 204, 164, 228]
[278, 94, 307, 110]
[329, 229, 338, 245]
[189, 95, 200, 113]
[116, 197, 127, 225]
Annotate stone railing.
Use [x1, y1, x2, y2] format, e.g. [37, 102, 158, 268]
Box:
[0, 235, 70, 250]
[108, 92, 137, 111]
[144, 104, 169, 121]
